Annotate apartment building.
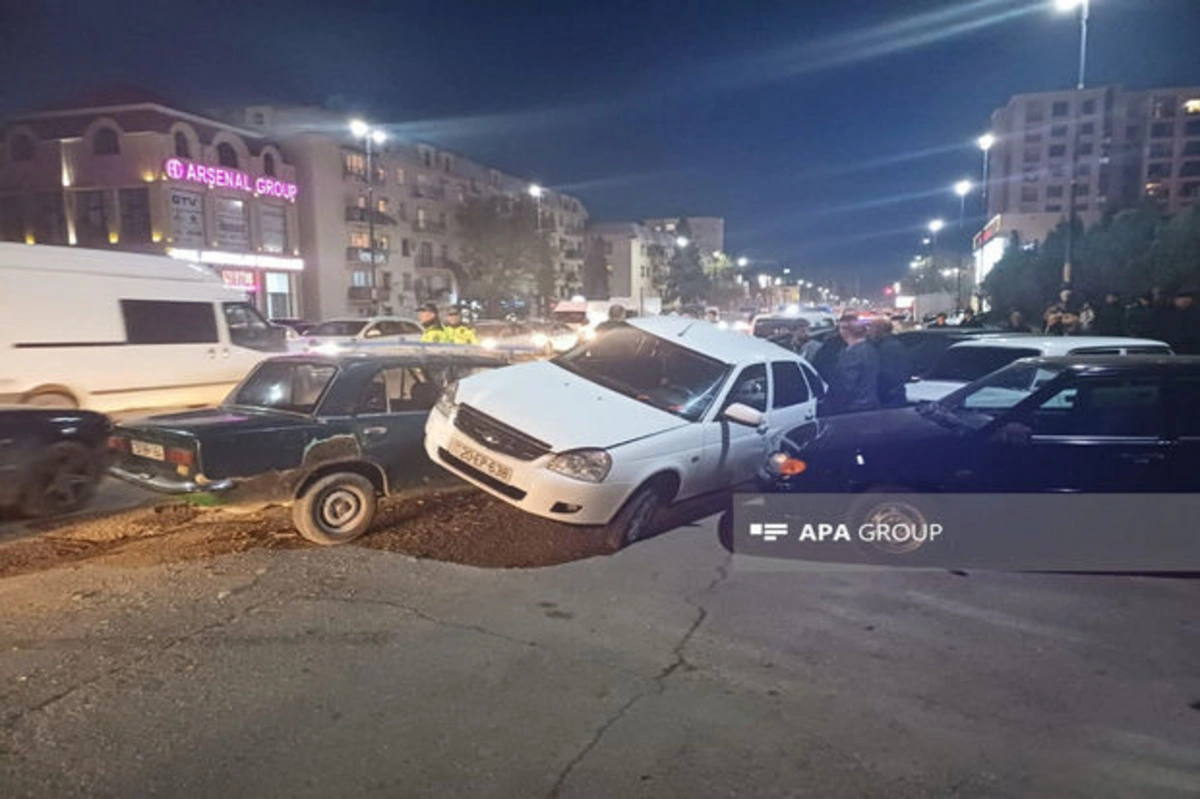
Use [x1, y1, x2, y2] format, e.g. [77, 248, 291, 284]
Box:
[587, 221, 675, 310]
[0, 89, 304, 317]
[226, 105, 588, 319]
[1140, 87, 1200, 215]
[642, 216, 725, 259]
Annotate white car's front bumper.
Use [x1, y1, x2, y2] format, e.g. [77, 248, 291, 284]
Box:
[424, 408, 635, 525]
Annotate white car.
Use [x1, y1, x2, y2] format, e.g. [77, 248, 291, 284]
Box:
[750, 311, 836, 340]
[906, 335, 1173, 403]
[425, 317, 825, 545]
[293, 317, 424, 354]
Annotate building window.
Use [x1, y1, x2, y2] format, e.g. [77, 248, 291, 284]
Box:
[401, 238, 412, 257]
[118, 188, 151, 244]
[1051, 124, 1068, 138]
[1147, 162, 1172, 179]
[351, 270, 373, 287]
[421, 149, 432, 167]
[1181, 182, 1200, 198]
[1151, 96, 1177, 119]
[217, 142, 238, 168]
[265, 272, 292, 318]
[394, 167, 405, 185]
[173, 131, 190, 159]
[1146, 183, 1168, 201]
[92, 127, 120, 156]
[1149, 142, 1173, 159]
[1025, 103, 1044, 124]
[376, 197, 388, 214]
[1186, 119, 1200, 136]
[1078, 142, 1093, 156]
[344, 151, 366, 178]
[438, 211, 447, 229]
[263, 152, 276, 177]
[1074, 183, 1090, 196]
[442, 154, 452, 173]
[440, 244, 450, 263]
[1082, 98, 1096, 115]
[74, 190, 108, 246]
[1024, 132, 1042, 144]
[1047, 185, 1065, 199]
[416, 207, 427, 229]
[1076, 163, 1091, 177]
[1049, 164, 1066, 178]
[1023, 149, 1041, 164]
[1080, 122, 1094, 136]
[1045, 204, 1062, 213]
[1049, 144, 1067, 158]
[349, 230, 370, 248]
[417, 241, 434, 268]
[1181, 162, 1200, 178]
[1184, 141, 1200, 157]
[1021, 187, 1038, 203]
[1052, 101, 1069, 117]
[260, 204, 287, 253]
[1151, 122, 1174, 139]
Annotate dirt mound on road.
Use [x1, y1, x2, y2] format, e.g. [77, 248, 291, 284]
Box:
[0, 489, 616, 578]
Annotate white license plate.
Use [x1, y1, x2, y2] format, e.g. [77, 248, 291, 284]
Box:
[448, 437, 513, 483]
[131, 440, 165, 461]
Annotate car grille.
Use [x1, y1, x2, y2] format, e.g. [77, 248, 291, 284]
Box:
[454, 405, 551, 461]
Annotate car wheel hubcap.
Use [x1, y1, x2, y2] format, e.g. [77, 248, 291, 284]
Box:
[321, 489, 362, 531]
[862, 501, 928, 555]
[626, 495, 657, 543]
[45, 453, 91, 510]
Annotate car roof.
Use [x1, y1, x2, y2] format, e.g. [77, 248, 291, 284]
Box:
[261, 348, 509, 368]
[1019, 354, 1200, 371]
[948, 335, 1169, 354]
[628, 316, 798, 364]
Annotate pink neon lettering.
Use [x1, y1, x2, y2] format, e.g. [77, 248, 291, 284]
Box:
[163, 158, 297, 199]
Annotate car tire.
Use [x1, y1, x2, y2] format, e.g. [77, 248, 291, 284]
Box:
[19, 441, 101, 518]
[292, 472, 378, 546]
[717, 510, 734, 553]
[603, 483, 664, 549]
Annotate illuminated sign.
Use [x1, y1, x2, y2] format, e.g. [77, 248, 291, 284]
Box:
[973, 214, 1002, 251]
[166, 247, 304, 272]
[221, 269, 259, 290]
[163, 158, 298, 200]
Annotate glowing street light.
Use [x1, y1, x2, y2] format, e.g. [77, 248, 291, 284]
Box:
[977, 133, 995, 152]
[954, 179, 973, 198]
[675, 236, 690, 248]
[928, 219, 945, 234]
[736, 256, 749, 268]
[528, 183, 544, 199]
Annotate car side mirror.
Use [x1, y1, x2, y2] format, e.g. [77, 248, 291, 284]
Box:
[992, 422, 1032, 446]
[724, 402, 764, 427]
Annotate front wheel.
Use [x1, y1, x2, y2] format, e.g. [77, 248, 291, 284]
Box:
[20, 442, 102, 518]
[292, 472, 378, 546]
[602, 484, 664, 549]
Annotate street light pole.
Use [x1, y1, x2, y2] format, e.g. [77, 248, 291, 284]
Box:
[977, 133, 995, 217]
[953, 180, 972, 313]
[1057, 0, 1091, 288]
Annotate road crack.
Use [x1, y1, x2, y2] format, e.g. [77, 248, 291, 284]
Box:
[547, 555, 731, 798]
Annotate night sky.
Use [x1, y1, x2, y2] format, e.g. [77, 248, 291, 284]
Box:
[2, 0, 1199, 292]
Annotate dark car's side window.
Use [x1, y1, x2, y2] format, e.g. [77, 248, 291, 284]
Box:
[724, 364, 768, 413]
[358, 367, 439, 414]
[1030, 377, 1164, 438]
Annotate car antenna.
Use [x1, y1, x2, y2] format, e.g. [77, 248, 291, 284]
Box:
[677, 322, 695, 337]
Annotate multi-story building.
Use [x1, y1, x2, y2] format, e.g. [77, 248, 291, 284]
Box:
[1139, 87, 1200, 215]
[975, 84, 1200, 285]
[642, 216, 725, 259]
[0, 89, 304, 317]
[587, 221, 675, 311]
[224, 105, 588, 319]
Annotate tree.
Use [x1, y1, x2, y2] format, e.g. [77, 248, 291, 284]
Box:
[663, 220, 710, 306]
[581, 235, 610, 299]
[456, 195, 555, 316]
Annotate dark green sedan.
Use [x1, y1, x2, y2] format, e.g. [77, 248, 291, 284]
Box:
[109, 350, 507, 545]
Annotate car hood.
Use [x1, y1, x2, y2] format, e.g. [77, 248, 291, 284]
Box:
[811, 407, 959, 451]
[453, 360, 691, 450]
[905, 379, 964, 403]
[118, 407, 316, 435]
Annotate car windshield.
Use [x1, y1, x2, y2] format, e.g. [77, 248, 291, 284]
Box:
[552, 325, 731, 421]
[752, 318, 808, 338]
[230, 361, 337, 414]
[309, 321, 368, 337]
[938, 362, 1066, 423]
[925, 346, 1042, 382]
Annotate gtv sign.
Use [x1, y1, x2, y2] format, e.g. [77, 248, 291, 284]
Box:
[164, 157, 298, 200]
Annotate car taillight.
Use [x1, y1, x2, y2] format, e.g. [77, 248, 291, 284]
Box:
[165, 447, 194, 466]
[108, 436, 129, 451]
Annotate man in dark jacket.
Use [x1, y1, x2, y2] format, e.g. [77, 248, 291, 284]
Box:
[1126, 294, 1155, 338]
[1091, 292, 1126, 336]
[868, 318, 911, 407]
[1158, 289, 1200, 354]
[820, 316, 880, 416]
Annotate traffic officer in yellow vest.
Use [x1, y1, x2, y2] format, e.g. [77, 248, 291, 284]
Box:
[417, 303, 450, 344]
[442, 306, 479, 345]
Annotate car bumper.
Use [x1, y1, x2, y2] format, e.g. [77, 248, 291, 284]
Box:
[109, 465, 235, 495]
[424, 409, 635, 525]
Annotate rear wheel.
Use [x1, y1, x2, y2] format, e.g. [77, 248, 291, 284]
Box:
[603, 483, 664, 549]
[292, 472, 378, 546]
[19, 442, 101, 518]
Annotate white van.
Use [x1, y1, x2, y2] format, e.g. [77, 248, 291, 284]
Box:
[0, 243, 286, 413]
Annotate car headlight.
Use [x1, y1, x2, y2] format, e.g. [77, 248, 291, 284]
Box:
[435, 381, 458, 416]
[547, 449, 611, 483]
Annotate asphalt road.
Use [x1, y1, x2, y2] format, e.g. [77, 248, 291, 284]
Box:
[1, 517, 1198, 797]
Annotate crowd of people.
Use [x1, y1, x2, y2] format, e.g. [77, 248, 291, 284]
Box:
[415, 303, 480, 345]
[1029, 287, 1200, 354]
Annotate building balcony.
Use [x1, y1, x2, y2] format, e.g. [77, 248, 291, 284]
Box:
[411, 185, 446, 201]
[413, 219, 448, 234]
[561, 249, 583, 260]
[346, 246, 389, 265]
[345, 207, 399, 226]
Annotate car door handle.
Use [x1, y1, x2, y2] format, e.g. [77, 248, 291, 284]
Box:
[362, 426, 388, 437]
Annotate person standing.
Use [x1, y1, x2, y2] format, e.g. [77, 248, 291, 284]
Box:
[929, 313, 949, 328]
[1091, 292, 1126, 336]
[1126, 294, 1155, 338]
[958, 309, 983, 328]
[1002, 309, 1033, 333]
[594, 304, 628, 335]
[442, 307, 479, 345]
[1159, 289, 1200, 354]
[819, 316, 880, 416]
[417, 303, 449, 344]
[868, 318, 911, 408]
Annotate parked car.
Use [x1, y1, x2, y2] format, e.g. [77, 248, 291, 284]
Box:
[109, 350, 508, 545]
[760, 355, 1200, 497]
[750, 311, 836, 340]
[294, 317, 424, 354]
[0, 407, 112, 517]
[0, 242, 287, 413]
[895, 328, 1013, 379]
[424, 316, 826, 546]
[270, 318, 316, 337]
[906, 335, 1172, 403]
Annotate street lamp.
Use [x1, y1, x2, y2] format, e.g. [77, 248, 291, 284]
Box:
[977, 133, 995, 215]
[952, 181, 973, 312]
[675, 236, 690, 248]
[736, 256, 749, 268]
[350, 119, 388, 314]
[1055, 0, 1091, 287]
[528, 183, 544, 231]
